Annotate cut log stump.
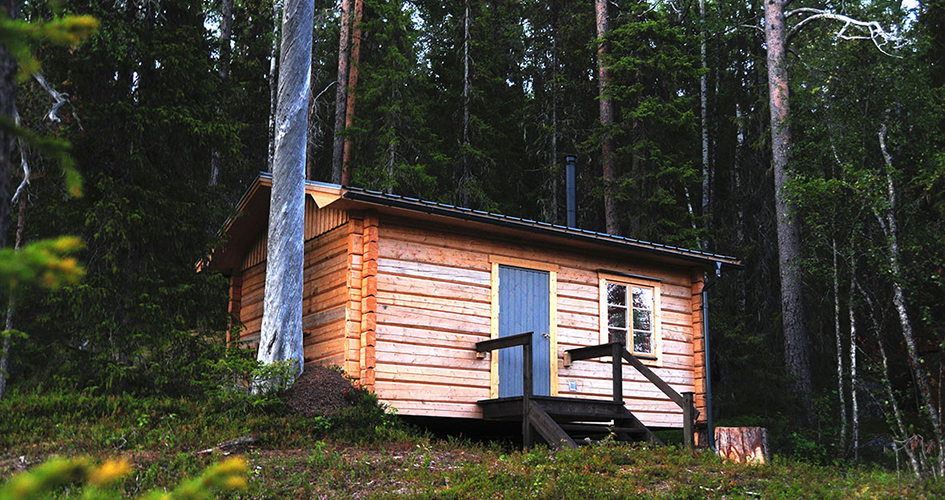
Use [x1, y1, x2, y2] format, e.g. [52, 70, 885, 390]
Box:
[714, 426, 771, 465]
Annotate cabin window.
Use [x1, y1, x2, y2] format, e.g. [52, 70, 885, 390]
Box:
[599, 273, 662, 364]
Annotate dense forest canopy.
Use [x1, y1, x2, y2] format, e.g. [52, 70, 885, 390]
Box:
[1, 0, 944, 471]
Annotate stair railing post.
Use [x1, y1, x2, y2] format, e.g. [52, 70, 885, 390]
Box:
[523, 332, 534, 448]
[612, 342, 623, 404]
[683, 391, 695, 449]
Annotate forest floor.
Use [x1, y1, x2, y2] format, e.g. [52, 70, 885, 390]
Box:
[2, 372, 943, 499]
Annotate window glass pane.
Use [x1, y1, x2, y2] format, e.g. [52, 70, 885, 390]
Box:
[632, 309, 651, 331]
[608, 306, 627, 328]
[607, 283, 626, 306]
[609, 328, 626, 345]
[634, 330, 652, 353]
[632, 286, 653, 309]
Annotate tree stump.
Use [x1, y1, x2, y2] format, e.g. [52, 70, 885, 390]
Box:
[714, 427, 771, 465]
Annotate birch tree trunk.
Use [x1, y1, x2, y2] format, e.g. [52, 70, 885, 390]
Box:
[764, 0, 813, 414]
[210, 0, 233, 186]
[833, 238, 847, 451]
[331, 0, 351, 184]
[267, 0, 284, 171]
[258, 0, 312, 377]
[595, 0, 617, 235]
[340, 0, 362, 185]
[848, 252, 858, 461]
[877, 110, 944, 474]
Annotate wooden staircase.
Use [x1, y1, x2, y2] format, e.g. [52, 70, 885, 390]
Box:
[475, 333, 697, 450]
[478, 395, 659, 449]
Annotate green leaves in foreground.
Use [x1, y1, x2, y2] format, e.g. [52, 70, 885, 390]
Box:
[0, 236, 84, 297]
[0, 456, 247, 500]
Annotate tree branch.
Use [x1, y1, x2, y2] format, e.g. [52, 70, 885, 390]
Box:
[785, 8, 905, 57]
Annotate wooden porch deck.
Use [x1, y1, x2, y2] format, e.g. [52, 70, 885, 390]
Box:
[475, 333, 698, 449]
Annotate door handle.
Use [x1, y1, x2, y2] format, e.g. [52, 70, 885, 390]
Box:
[542, 333, 550, 338]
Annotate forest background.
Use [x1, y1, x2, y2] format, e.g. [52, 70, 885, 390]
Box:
[1, 0, 944, 473]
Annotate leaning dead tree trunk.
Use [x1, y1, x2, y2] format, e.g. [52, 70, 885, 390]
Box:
[595, 0, 617, 235]
[764, 0, 813, 415]
[331, 0, 352, 184]
[258, 0, 313, 377]
[876, 110, 944, 474]
[857, 281, 922, 477]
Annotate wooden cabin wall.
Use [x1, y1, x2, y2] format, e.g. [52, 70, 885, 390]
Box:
[233, 201, 350, 369]
[372, 217, 701, 428]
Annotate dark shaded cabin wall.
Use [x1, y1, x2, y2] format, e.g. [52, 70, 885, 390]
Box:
[234, 200, 350, 368]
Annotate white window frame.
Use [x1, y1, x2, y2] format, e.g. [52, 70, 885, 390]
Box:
[598, 272, 662, 366]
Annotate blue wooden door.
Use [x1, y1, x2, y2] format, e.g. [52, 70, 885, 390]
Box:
[498, 265, 551, 397]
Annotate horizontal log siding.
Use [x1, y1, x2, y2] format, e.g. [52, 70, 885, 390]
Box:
[373, 220, 698, 428]
[235, 202, 350, 370]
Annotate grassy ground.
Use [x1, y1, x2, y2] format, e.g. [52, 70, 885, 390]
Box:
[1, 391, 942, 499]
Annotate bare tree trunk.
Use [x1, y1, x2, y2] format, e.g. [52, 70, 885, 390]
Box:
[764, 0, 812, 414]
[548, 15, 558, 224]
[595, 0, 617, 235]
[699, 0, 710, 249]
[0, 195, 25, 400]
[833, 237, 847, 451]
[340, 0, 362, 186]
[258, 0, 312, 377]
[331, 0, 351, 184]
[877, 110, 944, 474]
[210, 0, 233, 186]
[459, 0, 472, 207]
[858, 281, 922, 477]
[267, 0, 284, 172]
[848, 251, 859, 461]
[0, 0, 19, 249]
[734, 102, 746, 315]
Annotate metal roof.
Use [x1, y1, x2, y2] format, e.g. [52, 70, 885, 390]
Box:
[238, 172, 740, 269]
[340, 184, 740, 269]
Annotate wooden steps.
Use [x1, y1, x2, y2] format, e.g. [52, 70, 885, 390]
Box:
[478, 395, 660, 449]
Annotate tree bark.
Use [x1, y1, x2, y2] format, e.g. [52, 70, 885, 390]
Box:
[833, 238, 847, 451]
[848, 251, 858, 461]
[877, 110, 944, 474]
[331, 0, 352, 184]
[267, 0, 284, 172]
[858, 281, 922, 477]
[210, 0, 233, 186]
[595, 0, 617, 235]
[0, 0, 20, 249]
[764, 0, 813, 414]
[699, 0, 710, 249]
[258, 0, 312, 376]
[459, 0, 472, 207]
[0, 195, 25, 400]
[340, 0, 362, 186]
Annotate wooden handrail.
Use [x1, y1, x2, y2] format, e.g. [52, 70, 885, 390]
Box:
[564, 342, 701, 448]
[476, 331, 535, 447]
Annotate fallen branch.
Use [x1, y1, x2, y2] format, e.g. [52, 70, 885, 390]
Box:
[196, 436, 255, 455]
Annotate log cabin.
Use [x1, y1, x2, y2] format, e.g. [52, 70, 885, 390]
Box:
[210, 173, 740, 448]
